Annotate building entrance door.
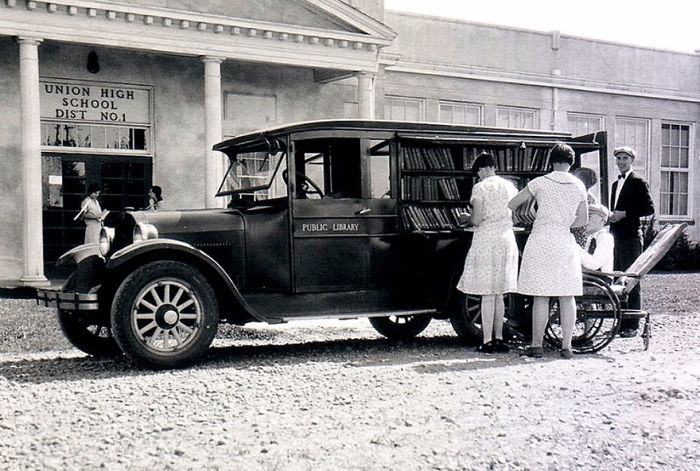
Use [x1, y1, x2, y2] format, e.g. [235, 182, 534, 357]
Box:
[42, 153, 152, 277]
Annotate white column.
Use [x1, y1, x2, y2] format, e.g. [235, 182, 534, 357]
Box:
[357, 72, 375, 119]
[201, 56, 224, 208]
[18, 37, 48, 287]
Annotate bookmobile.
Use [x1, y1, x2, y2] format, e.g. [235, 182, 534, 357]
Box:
[39, 119, 661, 369]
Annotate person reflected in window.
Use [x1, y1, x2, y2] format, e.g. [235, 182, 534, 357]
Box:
[508, 143, 588, 359]
[146, 185, 165, 211]
[76, 183, 107, 244]
[456, 152, 519, 353]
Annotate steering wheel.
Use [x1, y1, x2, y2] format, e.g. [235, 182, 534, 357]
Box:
[282, 169, 325, 198]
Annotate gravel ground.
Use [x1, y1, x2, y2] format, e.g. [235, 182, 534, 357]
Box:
[0, 273, 698, 470]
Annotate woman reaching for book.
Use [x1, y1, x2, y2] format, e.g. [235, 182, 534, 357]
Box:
[508, 143, 588, 359]
[456, 152, 519, 353]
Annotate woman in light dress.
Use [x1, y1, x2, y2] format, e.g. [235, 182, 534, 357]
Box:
[146, 185, 165, 211]
[78, 183, 105, 244]
[508, 144, 588, 359]
[456, 152, 519, 353]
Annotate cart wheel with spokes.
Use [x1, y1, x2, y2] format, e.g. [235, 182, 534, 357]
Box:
[369, 315, 431, 340]
[544, 275, 621, 354]
[110, 261, 219, 369]
[58, 309, 122, 357]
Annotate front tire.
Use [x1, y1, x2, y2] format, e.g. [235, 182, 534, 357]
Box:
[111, 261, 219, 369]
[58, 309, 121, 357]
[369, 315, 431, 340]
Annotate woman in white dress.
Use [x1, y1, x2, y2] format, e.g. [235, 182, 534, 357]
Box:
[146, 185, 165, 211]
[508, 144, 588, 359]
[78, 183, 105, 244]
[456, 152, 519, 353]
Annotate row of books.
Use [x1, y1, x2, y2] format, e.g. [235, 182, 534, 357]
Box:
[463, 147, 552, 172]
[401, 146, 455, 170]
[401, 204, 470, 231]
[401, 176, 462, 200]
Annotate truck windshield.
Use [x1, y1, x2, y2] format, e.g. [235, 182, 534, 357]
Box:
[218, 150, 287, 200]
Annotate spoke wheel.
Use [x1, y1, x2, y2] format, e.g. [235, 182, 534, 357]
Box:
[369, 315, 431, 340]
[58, 309, 121, 357]
[544, 275, 621, 354]
[111, 261, 219, 369]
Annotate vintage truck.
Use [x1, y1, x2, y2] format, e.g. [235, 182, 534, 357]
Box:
[37, 120, 608, 368]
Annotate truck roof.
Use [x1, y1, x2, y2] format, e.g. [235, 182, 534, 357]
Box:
[213, 119, 579, 155]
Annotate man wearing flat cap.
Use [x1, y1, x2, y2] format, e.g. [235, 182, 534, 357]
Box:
[579, 204, 614, 272]
[609, 146, 655, 337]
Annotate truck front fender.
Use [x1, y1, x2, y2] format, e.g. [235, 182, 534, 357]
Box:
[106, 239, 279, 324]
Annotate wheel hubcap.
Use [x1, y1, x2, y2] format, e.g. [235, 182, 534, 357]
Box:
[131, 279, 202, 354]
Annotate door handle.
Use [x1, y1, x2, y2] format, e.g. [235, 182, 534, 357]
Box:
[355, 207, 371, 215]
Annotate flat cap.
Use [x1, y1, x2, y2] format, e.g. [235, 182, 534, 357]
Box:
[613, 146, 637, 159]
[588, 203, 610, 223]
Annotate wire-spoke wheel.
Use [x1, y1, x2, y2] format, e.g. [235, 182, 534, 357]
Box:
[111, 261, 219, 369]
[369, 314, 431, 340]
[544, 275, 621, 354]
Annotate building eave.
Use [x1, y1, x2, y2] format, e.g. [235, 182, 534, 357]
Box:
[1, 0, 391, 72]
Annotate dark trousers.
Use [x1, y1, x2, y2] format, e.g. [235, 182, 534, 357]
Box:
[613, 232, 643, 329]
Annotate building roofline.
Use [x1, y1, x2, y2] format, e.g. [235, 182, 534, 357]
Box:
[385, 9, 699, 57]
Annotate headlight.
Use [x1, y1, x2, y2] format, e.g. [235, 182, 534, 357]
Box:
[133, 223, 159, 242]
[99, 227, 115, 256]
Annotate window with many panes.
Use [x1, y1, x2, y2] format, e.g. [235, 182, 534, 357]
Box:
[615, 118, 649, 178]
[439, 101, 482, 125]
[496, 106, 538, 129]
[384, 96, 425, 122]
[660, 123, 691, 217]
[568, 113, 605, 202]
[567, 113, 604, 136]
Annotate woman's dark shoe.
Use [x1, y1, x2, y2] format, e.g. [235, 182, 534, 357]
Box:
[560, 349, 574, 359]
[493, 338, 510, 353]
[521, 346, 543, 358]
[477, 341, 495, 354]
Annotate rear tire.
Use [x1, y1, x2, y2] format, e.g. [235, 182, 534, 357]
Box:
[369, 315, 431, 340]
[450, 293, 528, 345]
[111, 261, 219, 369]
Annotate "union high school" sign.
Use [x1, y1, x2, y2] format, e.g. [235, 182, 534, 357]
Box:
[40, 80, 150, 124]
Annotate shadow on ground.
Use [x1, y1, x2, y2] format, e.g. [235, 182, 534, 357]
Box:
[0, 333, 605, 385]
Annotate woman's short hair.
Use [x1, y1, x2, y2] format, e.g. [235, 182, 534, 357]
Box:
[471, 152, 497, 173]
[571, 167, 598, 190]
[87, 183, 101, 194]
[549, 143, 575, 165]
[549, 143, 576, 165]
[150, 185, 163, 202]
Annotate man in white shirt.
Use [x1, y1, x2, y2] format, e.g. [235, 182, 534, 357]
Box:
[579, 204, 614, 272]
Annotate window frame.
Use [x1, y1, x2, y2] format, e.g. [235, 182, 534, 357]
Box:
[384, 95, 426, 122]
[659, 121, 693, 220]
[567, 112, 605, 137]
[615, 117, 650, 179]
[438, 100, 483, 126]
[496, 105, 539, 130]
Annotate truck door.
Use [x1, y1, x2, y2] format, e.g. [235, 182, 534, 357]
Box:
[291, 137, 369, 293]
